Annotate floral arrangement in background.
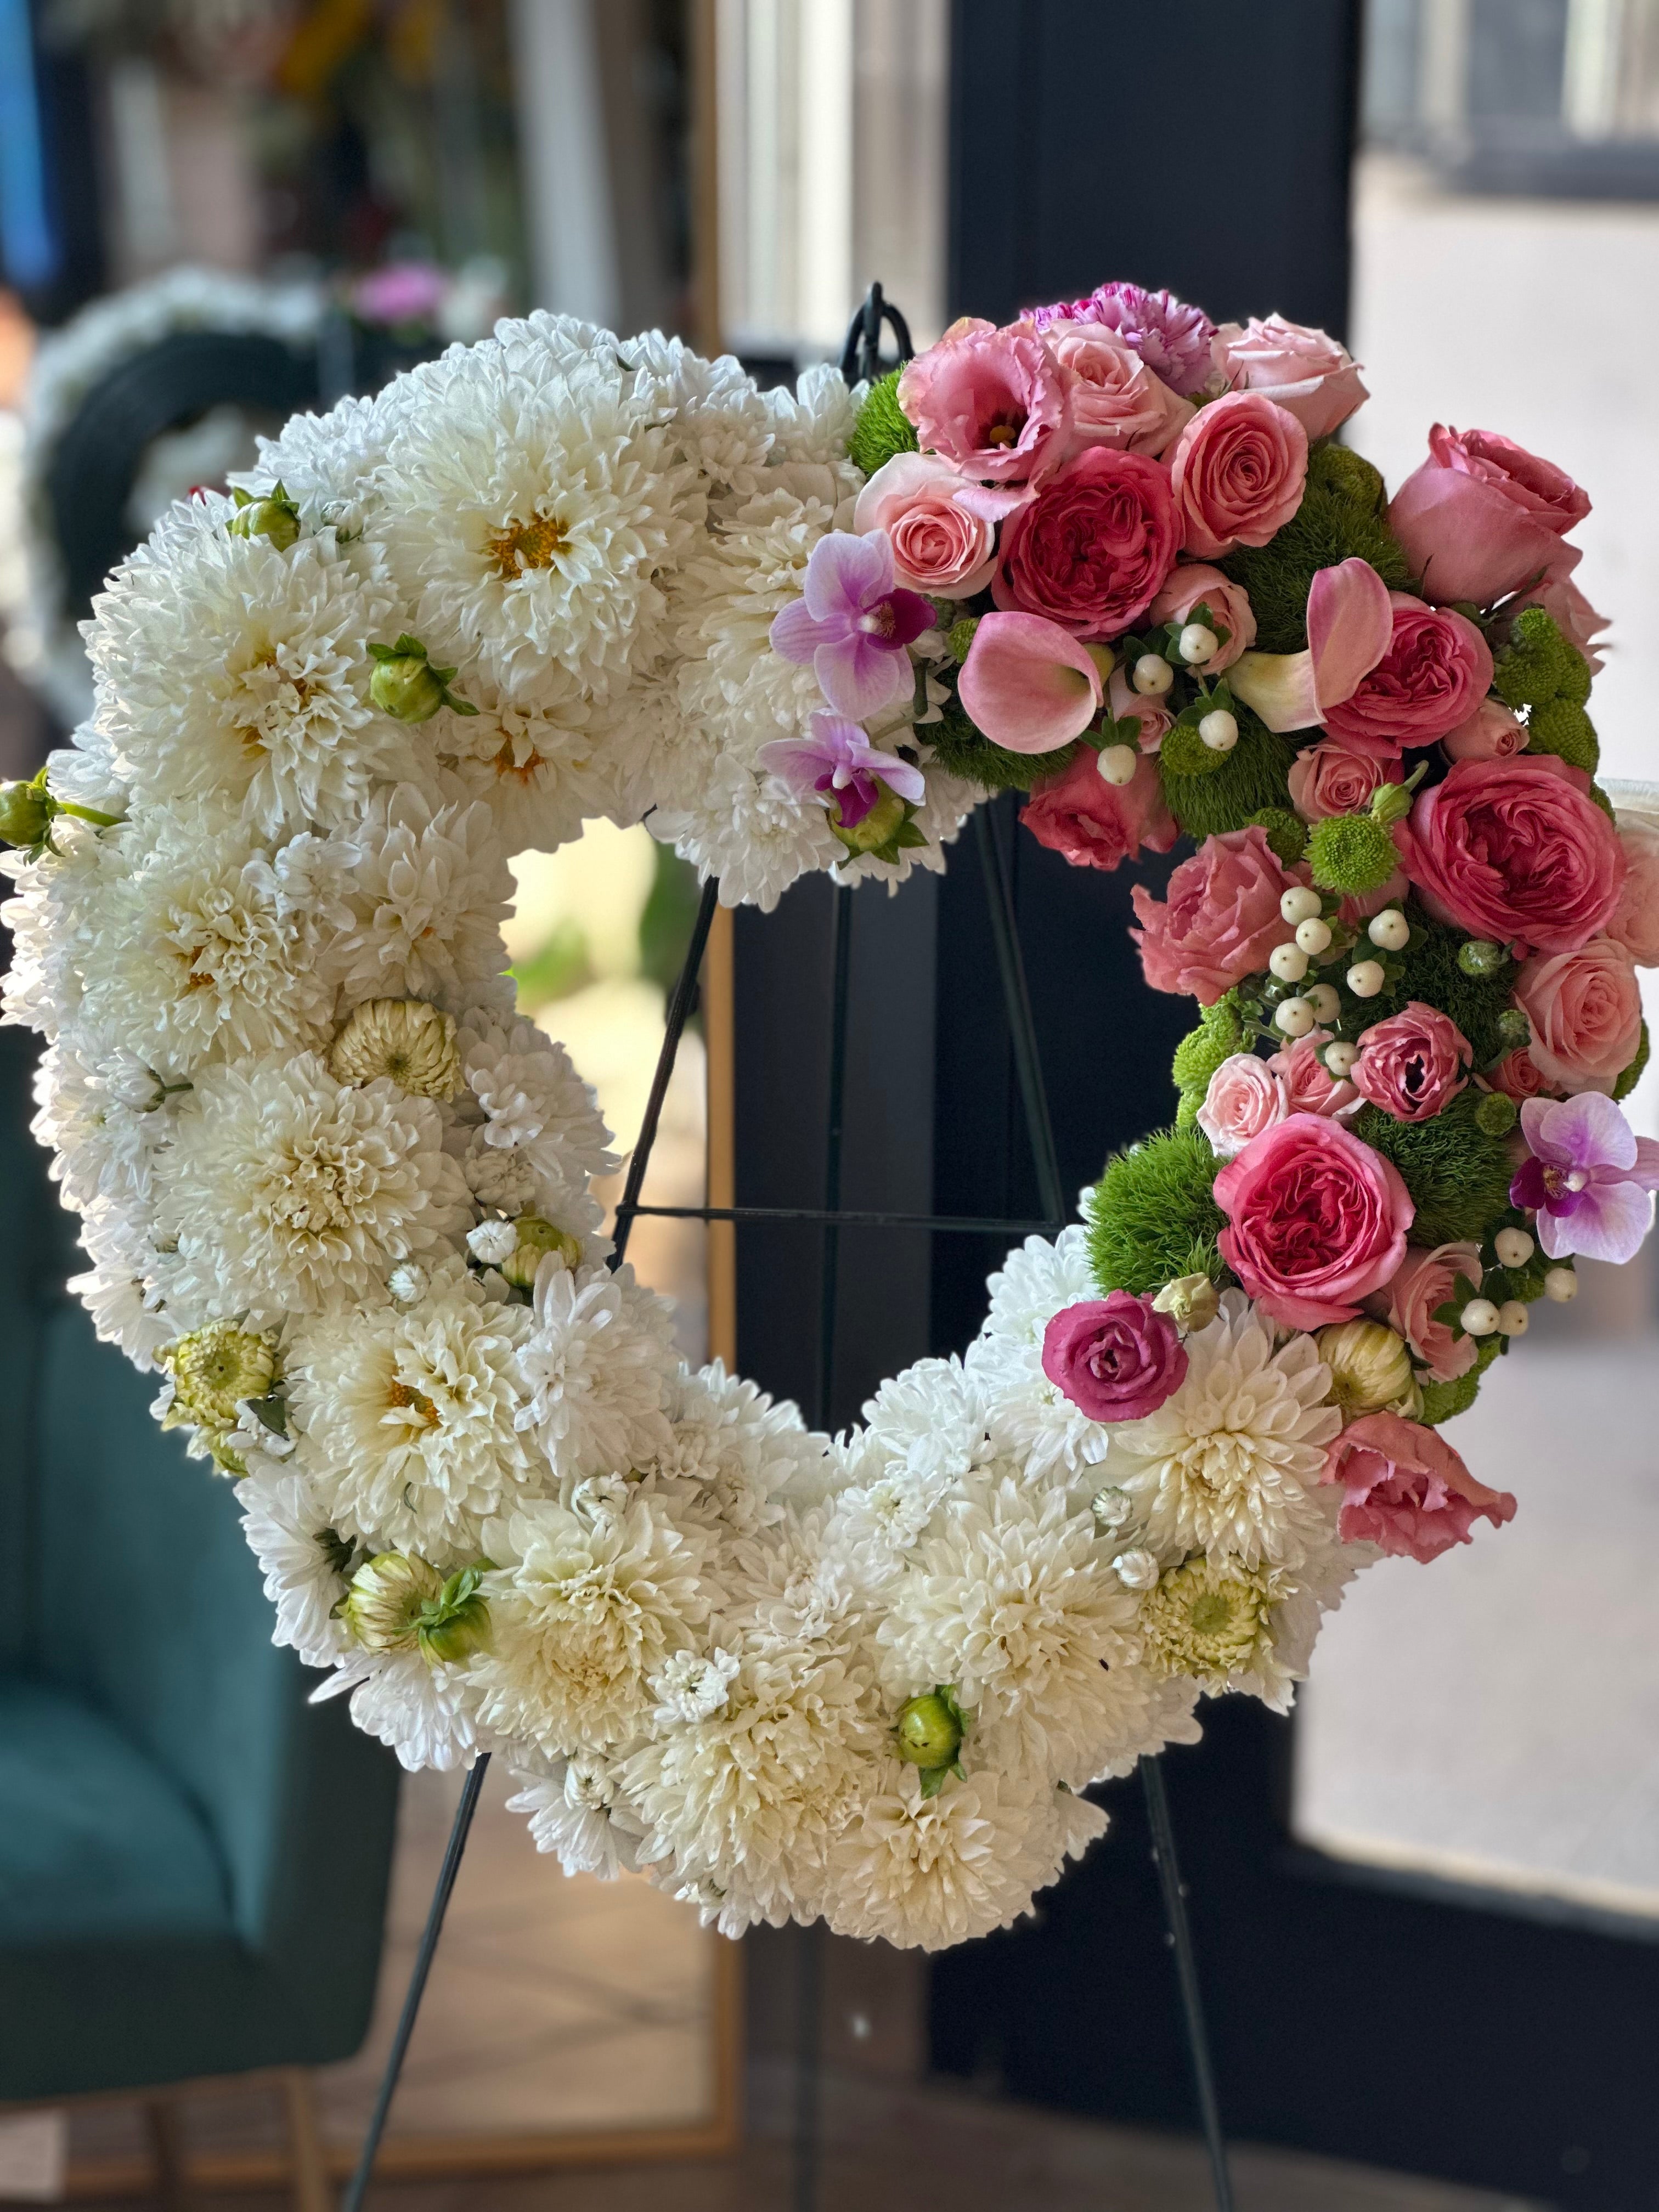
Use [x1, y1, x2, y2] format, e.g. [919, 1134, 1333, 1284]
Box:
[4, 290, 1656, 1953]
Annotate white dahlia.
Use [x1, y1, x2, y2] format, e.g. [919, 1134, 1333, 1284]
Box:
[336, 781, 513, 1007]
[505, 1756, 647, 1880]
[823, 1763, 1055, 1950]
[512, 1259, 678, 1481]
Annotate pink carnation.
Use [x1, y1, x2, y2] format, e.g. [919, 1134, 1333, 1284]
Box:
[896, 323, 1069, 485]
[1372, 1240, 1483, 1385]
[1514, 936, 1643, 1096]
[1322, 1410, 1517, 1562]
[1019, 746, 1177, 873]
[1130, 826, 1299, 1007]
[1212, 1113, 1414, 1330]
[1169, 391, 1308, 559]
[1350, 1002, 1473, 1123]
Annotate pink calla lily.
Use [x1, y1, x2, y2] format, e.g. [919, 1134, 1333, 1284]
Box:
[957, 612, 1105, 754]
[1226, 557, 1395, 733]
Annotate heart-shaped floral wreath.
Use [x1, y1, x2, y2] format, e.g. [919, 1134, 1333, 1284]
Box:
[7, 285, 1656, 1951]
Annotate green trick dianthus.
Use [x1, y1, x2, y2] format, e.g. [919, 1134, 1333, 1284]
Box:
[1159, 715, 1297, 842]
[1353, 1096, 1516, 1248]
[929, 703, 1076, 793]
[1245, 808, 1308, 866]
[1418, 1369, 1483, 1425]
[1306, 811, 1401, 895]
[1171, 997, 1246, 1126]
[1217, 443, 1412, 654]
[1085, 1128, 1229, 1297]
[848, 368, 919, 478]
[1526, 696, 1599, 775]
[1397, 910, 1515, 1068]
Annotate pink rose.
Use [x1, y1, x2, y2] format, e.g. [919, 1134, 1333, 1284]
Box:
[1374, 1241, 1484, 1383]
[1514, 936, 1643, 1096]
[1442, 698, 1525, 762]
[1351, 1002, 1473, 1123]
[1607, 813, 1659, 968]
[1041, 1292, 1188, 1423]
[1197, 1052, 1288, 1159]
[1019, 746, 1177, 873]
[1387, 426, 1588, 608]
[1107, 663, 1174, 752]
[1322, 1410, 1516, 1562]
[1321, 595, 1494, 749]
[992, 448, 1179, 637]
[1266, 1030, 1362, 1120]
[1487, 1048, 1549, 1104]
[851, 453, 1013, 598]
[1397, 754, 1626, 956]
[1169, 391, 1308, 559]
[959, 612, 1105, 752]
[897, 324, 1070, 485]
[1212, 1113, 1414, 1329]
[1130, 826, 1299, 1006]
[1214, 314, 1369, 442]
[1046, 325, 1193, 457]
[1287, 731, 1401, 822]
[1147, 563, 1256, 674]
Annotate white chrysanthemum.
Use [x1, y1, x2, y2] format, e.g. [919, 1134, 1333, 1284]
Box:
[476, 1492, 714, 1754]
[44, 724, 128, 816]
[843, 1356, 994, 1491]
[1, 832, 101, 1042]
[625, 331, 776, 487]
[1107, 1292, 1342, 1569]
[653, 1645, 741, 1725]
[649, 1361, 830, 1533]
[336, 782, 513, 1007]
[235, 385, 407, 540]
[68, 1204, 171, 1362]
[722, 1507, 859, 1650]
[318, 1652, 483, 1771]
[459, 1012, 617, 1184]
[823, 1763, 1057, 1950]
[513, 1259, 678, 1480]
[287, 1260, 536, 1555]
[157, 1052, 470, 1324]
[32, 1040, 175, 1214]
[966, 1227, 1115, 1481]
[505, 1756, 647, 1880]
[652, 745, 845, 915]
[435, 681, 629, 850]
[763, 363, 861, 471]
[237, 1468, 353, 1667]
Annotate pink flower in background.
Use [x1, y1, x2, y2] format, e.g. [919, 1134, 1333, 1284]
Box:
[1227, 557, 1394, 733]
[1197, 1053, 1288, 1159]
[1213, 1113, 1414, 1329]
[769, 532, 932, 720]
[852, 454, 1019, 598]
[1321, 596, 1494, 749]
[352, 261, 448, 324]
[1511, 1092, 1659, 1262]
[1514, 937, 1643, 1096]
[1374, 1242, 1485, 1384]
[1041, 1293, 1188, 1423]
[1046, 325, 1194, 456]
[1148, 564, 1256, 673]
[1107, 663, 1175, 752]
[958, 612, 1104, 752]
[1169, 391, 1308, 558]
[1487, 1048, 1549, 1103]
[1287, 731, 1401, 823]
[1442, 698, 1526, 763]
[1323, 1412, 1516, 1562]
[1607, 813, 1659, 967]
[1019, 746, 1177, 872]
[1214, 314, 1369, 441]
[1130, 825, 1300, 1005]
[757, 712, 924, 829]
[1350, 1002, 1473, 1123]
[1266, 1030, 1362, 1120]
[1387, 425, 1588, 606]
[1031, 281, 1217, 398]
[896, 324, 1070, 484]
[992, 448, 1179, 637]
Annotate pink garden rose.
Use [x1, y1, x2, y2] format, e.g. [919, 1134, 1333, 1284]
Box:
[1321, 596, 1494, 749]
[1213, 1113, 1414, 1329]
[1267, 1030, 1361, 1120]
[1387, 426, 1588, 607]
[1287, 731, 1401, 822]
[1397, 754, 1626, 956]
[1041, 1292, 1188, 1422]
[1487, 1047, 1549, 1103]
[1197, 1052, 1288, 1159]
[1147, 563, 1256, 674]
[1322, 1410, 1517, 1562]
[897, 321, 1069, 485]
[1130, 825, 1299, 1006]
[1107, 663, 1175, 752]
[852, 453, 1014, 597]
[1019, 746, 1177, 872]
[1374, 1240, 1484, 1383]
[1350, 1001, 1473, 1123]
[993, 447, 1179, 637]
[1514, 936, 1643, 1096]
[1442, 698, 1526, 763]
[1214, 314, 1368, 441]
[958, 612, 1105, 752]
[1169, 390, 1308, 558]
[1046, 324, 1193, 456]
[1607, 813, 1659, 968]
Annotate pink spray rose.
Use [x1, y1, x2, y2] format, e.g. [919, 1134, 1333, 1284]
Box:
[1514, 936, 1643, 1096]
[852, 453, 1017, 598]
[1287, 731, 1401, 822]
[958, 612, 1105, 752]
[1398, 754, 1625, 956]
[1130, 825, 1300, 1006]
[1387, 426, 1588, 607]
[1046, 324, 1193, 456]
[1169, 391, 1308, 558]
[897, 322, 1070, 485]
[1322, 1410, 1516, 1562]
[1487, 1047, 1550, 1104]
[1197, 1052, 1288, 1159]
[1213, 1113, 1414, 1329]
[1019, 746, 1177, 872]
[1374, 1241, 1484, 1384]
[1607, 813, 1659, 968]
[1442, 697, 1526, 763]
[1351, 1001, 1474, 1123]
[1147, 563, 1256, 674]
[1107, 662, 1175, 752]
[1041, 1292, 1188, 1422]
[1321, 595, 1494, 749]
[1214, 314, 1369, 441]
[992, 447, 1179, 637]
[1267, 1030, 1362, 1120]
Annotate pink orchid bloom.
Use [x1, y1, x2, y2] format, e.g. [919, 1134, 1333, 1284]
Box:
[957, 611, 1106, 753]
[1511, 1092, 1659, 1262]
[758, 712, 924, 829]
[1226, 557, 1395, 733]
[769, 532, 933, 720]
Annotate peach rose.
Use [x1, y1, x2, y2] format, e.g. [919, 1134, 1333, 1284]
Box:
[1214, 314, 1369, 442]
[1287, 732, 1401, 822]
[1266, 1030, 1362, 1120]
[1487, 1048, 1549, 1103]
[1147, 563, 1256, 674]
[1373, 1240, 1483, 1383]
[1514, 935, 1643, 1095]
[1169, 390, 1308, 558]
[1442, 698, 1526, 762]
[1607, 812, 1659, 968]
[1047, 324, 1194, 456]
[1130, 825, 1300, 1006]
[1197, 1052, 1288, 1159]
[852, 452, 1013, 598]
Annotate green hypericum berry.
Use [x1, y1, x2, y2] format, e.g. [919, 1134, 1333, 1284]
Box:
[946, 616, 980, 664]
[894, 1686, 969, 1793]
[1474, 1090, 1518, 1137]
[368, 635, 478, 722]
[1306, 811, 1401, 894]
[500, 1216, 583, 1291]
[1526, 696, 1599, 774]
[1457, 938, 1507, 978]
[226, 481, 301, 550]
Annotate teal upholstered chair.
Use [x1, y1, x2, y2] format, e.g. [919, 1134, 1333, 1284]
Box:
[0, 1025, 400, 2199]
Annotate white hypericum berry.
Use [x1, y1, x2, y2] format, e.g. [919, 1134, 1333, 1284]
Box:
[1133, 653, 1174, 696]
[1269, 942, 1310, 984]
[1460, 1298, 1500, 1337]
[1198, 709, 1238, 752]
[1177, 622, 1219, 665]
[1346, 959, 1386, 999]
[1280, 887, 1322, 926]
[1096, 743, 1139, 786]
[1367, 908, 1410, 951]
[1498, 1301, 1529, 1336]
[1305, 983, 1342, 1023]
[1274, 996, 1314, 1037]
[1323, 1039, 1358, 1078]
[1494, 1226, 1535, 1269]
[1544, 1266, 1578, 1303]
[1295, 916, 1333, 956]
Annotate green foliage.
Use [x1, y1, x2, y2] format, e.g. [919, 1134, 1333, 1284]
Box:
[848, 368, 918, 477]
[1615, 1019, 1651, 1103]
[1306, 812, 1401, 894]
[1491, 606, 1589, 712]
[1396, 910, 1516, 1068]
[1353, 1095, 1517, 1248]
[1526, 696, 1599, 774]
[929, 705, 1076, 793]
[946, 617, 979, 663]
[1217, 441, 1413, 653]
[1419, 1369, 1483, 1425]
[1245, 808, 1308, 866]
[1085, 1128, 1229, 1297]
[1159, 714, 1297, 841]
[1171, 997, 1246, 1125]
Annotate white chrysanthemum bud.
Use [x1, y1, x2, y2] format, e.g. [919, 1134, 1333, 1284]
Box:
[388, 1262, 430, 1305]
[1152, 1273, 1220, 1334]
[1317, 1318, 1414, 1417]
[1113, 1547, 1160, 1590]
[161, 1323, 278, 1433]
[329, 997, 462, 1099]
[341, 1551, 444, 1653]
[467, 1218, 520, 1265]
[1091, 1484, 1135, 1534]
[894, 1688, 967, 1776]
[500, 1215, 583, 1290]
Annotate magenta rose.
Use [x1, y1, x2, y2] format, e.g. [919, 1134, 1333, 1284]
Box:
[1148, 563, 1256, 674]
[1442, 698, 1526, 763]
[1046, 324, 1193, 456]
[1214, 314, 1368, 441]
[1213, 1114, 1414, 1329]
[1387, 425, 1588, 607]
[992, 447, 1179, 637]
[1398, 755, 1626, 956]
[1287, 731, 1401, 822]
[1373, 1240, 1484, 1383]
[897, 322, 1069, 485]
[1322, 1410, 1516, 1562]
[1320, 596, 1494, 749]
[1351, 1002, 1473, 1123]
[1607, 813, 1659, 968]
[1266, 1030, 1362, 1120]
[1514, 936, 1643, 1096]
[851, 453, 1014, 597]
[1041, 1293, 1188, 1422]
[1019, 746, 1178, 873]
[1130, 825, 1300, 1006]
[1169, 391, 1308, 558]
[1197, 1052, 1288, 1159]
[1487, 1047, 1550, 1104]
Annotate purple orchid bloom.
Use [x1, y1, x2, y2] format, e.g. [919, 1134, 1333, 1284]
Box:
[1510, 1093, 1659, 1263]
[769, 531, 933, 721]
[758, 712, 926, 830]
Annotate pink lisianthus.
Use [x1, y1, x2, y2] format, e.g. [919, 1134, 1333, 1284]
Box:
[1387, 426, 1588, 607]
[1512, 1092, 1659, 1262]
[1372, 1241, 1485, 1384]
[1147, 564, 1256, 674]
[958, 612, 1105, 753]
[1031, 281, 1216, 399]
[1323, 1411, 1516, 1562]
[1169, 391, 1308, 558]
[1213, 314, 1369, 441]
[1197, 1052, 1288, 1159]
[896, 323, 1069, 484]
[1019, 744, 1177, 872]
[1350, 1002, 1473, 1123]
[1442, 698, 1526, 762]
[1130, 825, 1300, 1006]
[1041, 1292, 1188, 1423]
[1227, 558, 1394, 735]
[1320, 595, 1494, 749]
[992, 447, 1179, 637]
[1045, 324, 1193, 456]
[1514, 936, 1643, 1096]
[852, 453, 1020, 598]
[1212, 1113, 1414, 1329]
[1107, 663, 1175, 753]
[1266, 1029, 1362, 1120]
[1287, 730, 1401, 823]
[1607, 812, 1659, 968]
[769, 531, 933, 720]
